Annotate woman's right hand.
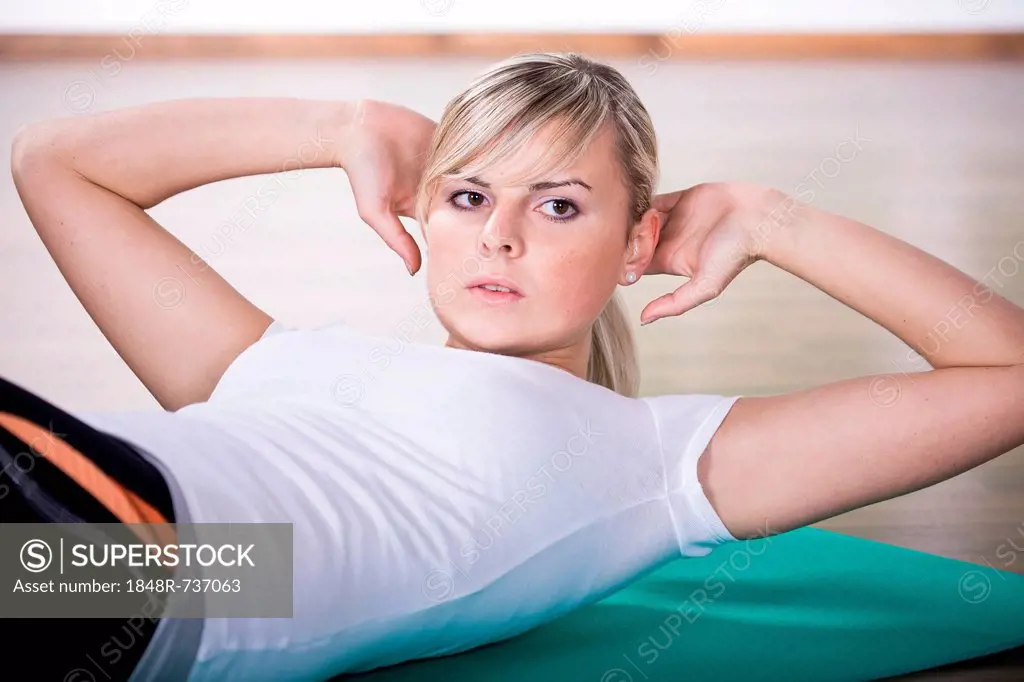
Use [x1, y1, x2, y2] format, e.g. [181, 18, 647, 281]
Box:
[338, 99, 438, 275]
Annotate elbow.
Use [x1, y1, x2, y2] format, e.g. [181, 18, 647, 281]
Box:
[10, 123, 36, 180]
[11, 123, 48, 178]
[11, 121, 65, 187]
[10, 120, 73, 199]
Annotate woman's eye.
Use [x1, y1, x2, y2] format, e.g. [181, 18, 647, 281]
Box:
[540, 199, 578, 221]
[451, 191, 486, 209]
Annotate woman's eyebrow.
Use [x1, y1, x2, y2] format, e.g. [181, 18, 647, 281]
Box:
[530, 179, 593, 192]
[464, 176, 593, 192]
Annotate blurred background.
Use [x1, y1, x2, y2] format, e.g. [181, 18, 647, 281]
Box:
[1, 0, 1023, 590]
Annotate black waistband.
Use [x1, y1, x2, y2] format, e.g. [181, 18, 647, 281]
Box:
[0, 374, 174, 521]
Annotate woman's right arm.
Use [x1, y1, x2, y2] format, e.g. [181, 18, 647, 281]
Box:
[10, 98, 355, 411]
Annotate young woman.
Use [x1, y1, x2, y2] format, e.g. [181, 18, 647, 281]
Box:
[6, 52, 1023, 682]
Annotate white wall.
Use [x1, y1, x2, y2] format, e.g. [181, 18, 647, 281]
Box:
[1, 0, 1022, 34]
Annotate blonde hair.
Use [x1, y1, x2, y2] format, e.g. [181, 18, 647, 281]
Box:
[415, 52, 659, 397]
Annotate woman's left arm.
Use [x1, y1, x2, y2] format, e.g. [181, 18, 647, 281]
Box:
[685, 187, 1024, 541]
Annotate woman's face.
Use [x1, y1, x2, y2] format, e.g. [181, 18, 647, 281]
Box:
[422, 121, 653, 359]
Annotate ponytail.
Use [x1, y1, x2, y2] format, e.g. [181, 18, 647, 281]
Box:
[588, 290, 639, 397]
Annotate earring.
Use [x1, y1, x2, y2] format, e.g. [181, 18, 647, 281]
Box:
[625, 271, 637, 284]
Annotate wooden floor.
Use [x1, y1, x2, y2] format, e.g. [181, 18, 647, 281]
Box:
[0, 56, 1022, 678]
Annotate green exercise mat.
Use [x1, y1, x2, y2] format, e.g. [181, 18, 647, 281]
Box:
[349, 527, 1024, 681]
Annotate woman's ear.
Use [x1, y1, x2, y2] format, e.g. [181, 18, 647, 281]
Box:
[620, 208, 661, 285]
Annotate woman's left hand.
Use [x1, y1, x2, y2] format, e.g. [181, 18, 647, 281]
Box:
[640, 182, 791, 324]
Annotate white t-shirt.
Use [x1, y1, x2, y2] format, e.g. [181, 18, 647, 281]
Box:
[71, 319, 741, 682]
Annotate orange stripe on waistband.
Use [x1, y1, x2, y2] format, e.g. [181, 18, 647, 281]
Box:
[0, 412, 175, 546]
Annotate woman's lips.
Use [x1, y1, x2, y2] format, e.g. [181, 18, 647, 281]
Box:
[469, 286, 524, 304]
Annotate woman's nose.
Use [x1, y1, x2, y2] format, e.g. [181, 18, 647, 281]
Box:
[477, 216, 522, 260]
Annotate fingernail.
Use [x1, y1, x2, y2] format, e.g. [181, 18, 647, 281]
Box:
[405, 261, 414, 276]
